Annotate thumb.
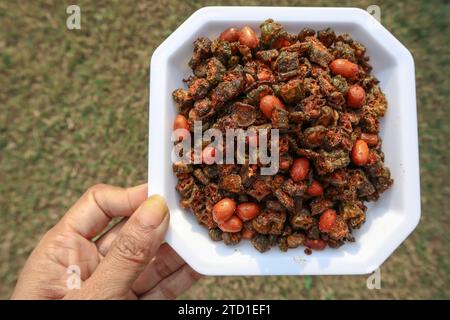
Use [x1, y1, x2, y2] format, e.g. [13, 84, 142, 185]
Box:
[85, 194, 169, 298]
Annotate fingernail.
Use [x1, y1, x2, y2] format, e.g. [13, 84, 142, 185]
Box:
[137, 195, 168, 228]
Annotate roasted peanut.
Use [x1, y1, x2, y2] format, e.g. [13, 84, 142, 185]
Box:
[238, 26, 259, 49]
[351, 139, 369, 166]
[306, 180, 324, 197]
[290, 158, 310, 182]
[329, 58, 358, 78]
[202, 146, 217, 164]
[173, 114, 189, 130]
[218, 215, 243, 233]
[236, 202, 261, 221]
[259, 95, 285, 118]
[219, 27, 240, 42]
[304, 238, 327, 250]
[319, 209, 337, 232]
[173, 115, 190, 141]
[347, 84, 366, 108]
[212, 198, 236, 223]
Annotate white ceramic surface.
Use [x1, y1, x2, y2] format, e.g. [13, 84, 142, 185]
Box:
[148, 7, 420, 275]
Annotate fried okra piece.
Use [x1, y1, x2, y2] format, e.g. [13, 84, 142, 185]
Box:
[318, 73, 336, 96]
[290, 209, 315, 230]
[365, 158, 393, 194]
[333, 40, 356, 62]
[222, 232, 241, 245]
[271, 174, 285, 190]
[317, 27, 336, 47]
[251, 234, 271, 253]
[172, 162, 193, 175]
[327, 91, 346, 110]
[188, 78, 211, 100]
[172, 88, 193, 111]
[340, 201, 367, 229]
[252, 210, 287, 235]
[310, 197, 334, 216]
[339, 112, 360, 133]
[366, 85, 388, 117]
[246, 84, 274, 105]
[300, 94, 325, 120]
[209, 227, 223, 241]
[206, 57, 226, 85]
[256, 49, 279, 62]
[218, 163, 237, 176]
[281, 178, 307, 197]
[231, 103, 257, 127]
[273, 188, 295, 212]
[271, 108, 289, 131]
[275, 51, 299, 73]
[193, 168, 210, 185]
[313, 149, 351, 175]
[265, 200, 285, 212]
[203, 165, 219, 179]
[220, 174, 244, 193]
[306, 36, 334, 67]
[302, 126, 327, 148]
[205, 183, 222, 205]
[240, 164, 258, 188]
[359, 111, 379, 134]
[176, 176, 195, 198]
[211, 66, 245, 106]
[193, 61, 208, 77]
[278, 236, 289, 252]
[352, 169, 377, 198]
[298, 27, 315, 42]
[195, 210, 215, 229]
[322, 127, 352, 151]
[321, 169, 349, 187]
[260, 18, 285, 47]
[307, 225, 321, 240]
[211, 39, 232, 64]
[303, 77, 322, 96]
[212, 79, 244, 106]
[279, 79, 305, 105]
[287, 232, 306, 248]
[228, 55, 241, 68]
[332, 75, 349, 94]
[189, 37, 212, 69]
[189, 97, 214, 121]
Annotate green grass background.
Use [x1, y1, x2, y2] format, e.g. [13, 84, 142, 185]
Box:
[0, 0, 448, 299]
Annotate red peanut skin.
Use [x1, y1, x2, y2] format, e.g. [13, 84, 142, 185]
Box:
[351, 140, 369, 166]
[212, 198, 236, 223]
[218, 215, 243, 233]
[330, 59, 358, 78]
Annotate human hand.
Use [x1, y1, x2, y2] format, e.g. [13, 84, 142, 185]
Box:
[11, 183, 201, 299]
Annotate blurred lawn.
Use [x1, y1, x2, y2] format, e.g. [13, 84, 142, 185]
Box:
[0, 0, 449, 299]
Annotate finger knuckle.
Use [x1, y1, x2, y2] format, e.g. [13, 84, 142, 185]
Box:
[52, 231, 78, 249]
[112, 233, 148, 264]
[153, 255, 173, 279]
[87, 183, 108, 195]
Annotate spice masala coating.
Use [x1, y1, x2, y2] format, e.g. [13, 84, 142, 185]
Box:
[171, 19, 393, 253]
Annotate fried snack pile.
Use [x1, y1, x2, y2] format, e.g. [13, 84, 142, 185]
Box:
[171, 19, 393, 253]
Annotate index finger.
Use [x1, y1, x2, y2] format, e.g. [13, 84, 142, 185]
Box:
[57, 183, 148, 239]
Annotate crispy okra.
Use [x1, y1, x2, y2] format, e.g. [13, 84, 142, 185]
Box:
[171, 20, 393, 253]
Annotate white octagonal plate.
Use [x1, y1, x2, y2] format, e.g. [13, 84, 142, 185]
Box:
[148, 6, 420, 275]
